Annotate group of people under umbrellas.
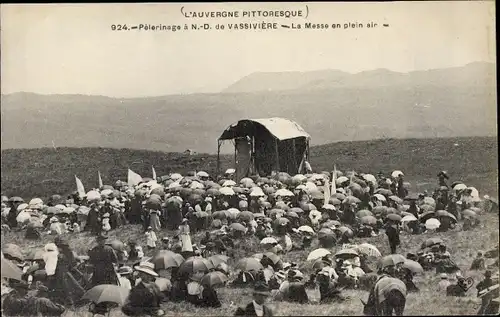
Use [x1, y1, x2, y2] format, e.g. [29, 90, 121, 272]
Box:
[1, 167, 499, 316]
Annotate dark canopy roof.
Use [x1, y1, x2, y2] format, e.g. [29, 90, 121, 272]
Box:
[219, 117, 310, 141]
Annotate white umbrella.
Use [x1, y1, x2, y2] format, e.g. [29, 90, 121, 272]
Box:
[374, 194, 387, 201]
[249, 187, 265, 197]
[86, 191, 101, 201]
[260, 237, 278, 245]
[307, 248, 331, 261]
[322, 204, 336, 211]
[453, 183, 467, 191]
[292, 174, 307, 183]
[170, 173, 183, 181]
[401, 215, 418, 223]
[168, 182, 182, 189]
[310, 174, 326, 181]
[356, 243, 382, 257]
[226, 208, 240, 218]
[305, 182, 318, 192]
[298, 225, 315, 234]
[101, 189, 114, 197]
[468, 187, 479, 198]
[196, 171, 209, 178]
[275, 189, 294, 197]
[222, 180, 236, 187]
[391, 170, 404, 178]
[189, 181, 205, 189]
[28, 198, 43, 209]
[425, 218, 441, 230]
[363, 174, 377, 184]
[16, 210, 31, 223]
[336, 176, 349, 185]
[16, 203, 28, 212]
[219, 187, 235, 196]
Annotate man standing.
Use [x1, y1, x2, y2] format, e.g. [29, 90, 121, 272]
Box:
[88, 234, 119, 287]
[385, 221, 400, 254]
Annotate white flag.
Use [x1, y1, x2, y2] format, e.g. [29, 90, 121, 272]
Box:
[75, 175, 86, 198]
[324, 178, 331, 205]
[98, 171, 104, 188]
[128, 169, 143, 187]
[331, 165, 337, 194]
[152, 166, 157, 180]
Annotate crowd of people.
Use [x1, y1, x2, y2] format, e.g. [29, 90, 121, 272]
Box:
[1, 167, 499, 316]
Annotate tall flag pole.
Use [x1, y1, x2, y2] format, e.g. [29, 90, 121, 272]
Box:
[98, 171, 104, 188]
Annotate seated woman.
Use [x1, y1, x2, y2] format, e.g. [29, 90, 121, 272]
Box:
[198, 284, 221, 308]
[122, 262, 164, 316]
[316, 270, 346, 303]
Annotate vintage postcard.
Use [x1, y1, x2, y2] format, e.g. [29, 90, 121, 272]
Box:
[1, 2, 498, 316]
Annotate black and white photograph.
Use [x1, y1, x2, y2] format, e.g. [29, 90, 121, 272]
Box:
[0, 1, 498, 316]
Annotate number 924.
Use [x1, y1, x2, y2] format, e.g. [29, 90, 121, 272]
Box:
[111, 24, 128, 31]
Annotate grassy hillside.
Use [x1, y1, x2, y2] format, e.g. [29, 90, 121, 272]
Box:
[1, 136, 498, 200]
[1, 135, 499, 316]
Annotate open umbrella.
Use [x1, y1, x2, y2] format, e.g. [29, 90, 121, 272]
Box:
[200, 271, 228, 288]
[401, 215, 418, 223]
[236, 257, 263, 272]
[419, 211, 436, 222]
[226, 208, 240, 219]
[298, 225, 315, 235]
[307, 248, 331, 261]
[25, 249, 45, 261]
[422, 197, 436, 206]
[356, 243, 382, 257]
[151, 251, 185, 270]
[389, 196, 403, 204]
[373, 194, 387, 202]
[289, 207, 304, 214]
[212, 210, 227, 220]
[222, 180, 236, 187]
[372, 206, 388, 216]
[387, 214, 402, 222]
[425, 218, 441, 230]
[82, 284, 130, 305]
[336, 176, 349, 185]
[421, 237, 444, 249]
[403, 259, 424, 274]
[178, 257, 214, 276]
[343, 196, 361, 205]
[268, 209, 285, 219]
[1, 257, 23, 281]
[230, 223, 246, 233]
[275, 189, 294, 197]
[2, 244, 24, 262]
[318, 228, 336, 240]
[337, 226, 354, 237]
[462, 209, 478, 219]
[273, 217, 290, 227]
[360, 215, 377, 226]
[260, 237, 278, 245]
[238, 211, 254, 222]
[405, 193, 419, 201]
[391, 171, 404, 178]
[285, 211, 299, 219]
[335, 248, 359, 259]
[436, 211, 457, 222]
[363, 174, 377, 184]
[356, 210, 373, 218]
[379, 254, 406, 268]
[219, 187, 235, 196]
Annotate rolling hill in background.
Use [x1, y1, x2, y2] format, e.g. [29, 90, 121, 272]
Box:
[1, 62, 496, 154]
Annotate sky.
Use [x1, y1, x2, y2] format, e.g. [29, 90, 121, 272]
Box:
[1, 1, 496, 98]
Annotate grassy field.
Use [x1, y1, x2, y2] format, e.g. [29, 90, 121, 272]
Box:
[1, 136, 499, 316]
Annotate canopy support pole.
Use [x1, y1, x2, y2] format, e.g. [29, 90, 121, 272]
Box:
[275, 137, 280, 173]
[234, 139, 237, 180]
[216, 140, 222, 176]
[292, 139, 297, 175]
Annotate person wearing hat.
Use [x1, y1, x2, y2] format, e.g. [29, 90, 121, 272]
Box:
[278, 270, 309, 304]
[437, 171, 449, 188]
[471, 252, 487, 271]
[437, 273, 451, 292]
[51, 237, 85, 306]
[477, 270, 494, 297]
[385, 220, 400, 254]
[179, 218, 194, 258]
[117, 266, 133, 290]
[316, 268, 346, 304]
[122, 262, 164, 316]
[88, 234, 119, 288]
[145, 226, 158, 250]
[235, 281, 274, 316]
[478, 280, 500, 315]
